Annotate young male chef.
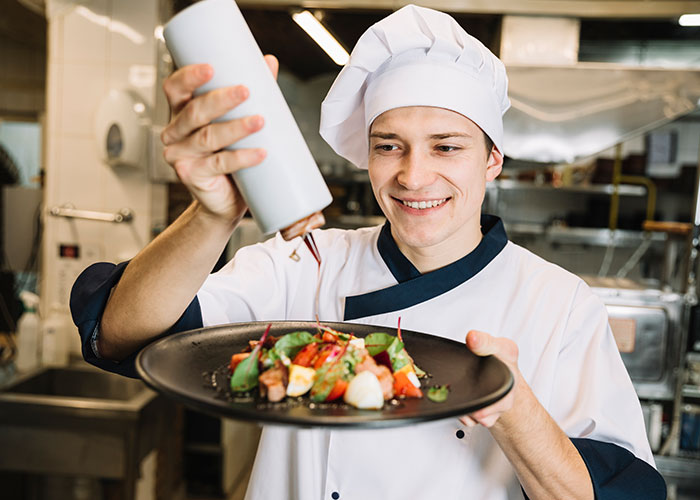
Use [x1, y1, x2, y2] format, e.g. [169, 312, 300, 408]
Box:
[71, 4, 665, 500]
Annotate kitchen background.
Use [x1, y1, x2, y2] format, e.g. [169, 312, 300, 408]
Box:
[2, 0, 700, 499]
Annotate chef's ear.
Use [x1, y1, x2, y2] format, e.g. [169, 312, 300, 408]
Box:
[485, 146, 503, 182]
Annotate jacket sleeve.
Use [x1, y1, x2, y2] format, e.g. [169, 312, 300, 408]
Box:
[540, 282, 666, 499]
[572, 438, 666, 499]
[69, 261, 203, 378]
[521, 438, 666, 500]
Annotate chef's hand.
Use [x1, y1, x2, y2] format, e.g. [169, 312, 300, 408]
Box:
[160, 55, 280, 223]
[460, 330, 521, 428]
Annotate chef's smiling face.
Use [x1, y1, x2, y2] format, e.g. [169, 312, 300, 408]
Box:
[367, 106, 503, 272]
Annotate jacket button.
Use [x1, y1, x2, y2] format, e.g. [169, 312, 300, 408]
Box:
[456, 429, 465, 439]
[331, 492, 340, 499]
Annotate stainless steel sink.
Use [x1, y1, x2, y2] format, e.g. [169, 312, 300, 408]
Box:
[0, 363, 179, 500]
[0, 364, 154, 415]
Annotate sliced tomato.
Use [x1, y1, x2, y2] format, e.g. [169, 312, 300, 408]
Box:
[313, 344, 343, 369]
[292, 342, 320, 367]
[393, 371, 423, 398]
[228, 352, 250, 373]
[325, 378, 348, 401]
[322, 331, 339, 343]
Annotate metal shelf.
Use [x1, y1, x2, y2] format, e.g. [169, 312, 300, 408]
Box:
[655, 454, 700, 486]
[506, 224, 667, 248]
[682, 385, 700, 399]
[488, 179, 647, 196]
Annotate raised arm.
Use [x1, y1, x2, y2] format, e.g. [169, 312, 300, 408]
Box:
[96, 56, 279, 361]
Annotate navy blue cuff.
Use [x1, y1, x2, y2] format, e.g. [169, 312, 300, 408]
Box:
[521, 438, 665, 500]
[572, 438, 666, 500]
[69, 261, 203, 379]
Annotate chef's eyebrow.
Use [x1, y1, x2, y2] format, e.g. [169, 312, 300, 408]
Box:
[369, 132, 399, 140]
[369, 132, 473, 140]
[429, 132, 474, 140]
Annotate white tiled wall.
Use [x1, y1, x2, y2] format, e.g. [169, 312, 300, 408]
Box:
[41, 0, 168, 366]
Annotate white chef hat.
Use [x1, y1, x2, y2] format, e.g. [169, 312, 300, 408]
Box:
[320, 4, 510, 170]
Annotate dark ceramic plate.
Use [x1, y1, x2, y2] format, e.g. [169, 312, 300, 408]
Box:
[136, 321, 513, 428]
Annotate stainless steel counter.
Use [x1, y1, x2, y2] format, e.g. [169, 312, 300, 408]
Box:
[0, 362, 179, 499]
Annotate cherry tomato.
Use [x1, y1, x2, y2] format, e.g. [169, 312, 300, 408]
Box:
[325, 378, 348, 401]
[292, 342, 320, 367]
[393, 371, 423, 398]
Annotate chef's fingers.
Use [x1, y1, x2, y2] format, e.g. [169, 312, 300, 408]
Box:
[172, 147, 266, 185]
[264, 54, 279, 79]
[161, 85, 250, 147]
[467, 390, 514, 427]
[163, 115, 264, 162]
[459, 415, 477, 427]
[162, 64, 214, 115]
[472, 413, 501, 428]
[466, 330, 518, 365]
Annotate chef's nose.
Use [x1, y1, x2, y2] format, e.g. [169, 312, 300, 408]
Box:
[396, 150, 436, 190]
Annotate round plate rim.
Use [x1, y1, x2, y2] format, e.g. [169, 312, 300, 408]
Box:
[136, 321, 514, 428]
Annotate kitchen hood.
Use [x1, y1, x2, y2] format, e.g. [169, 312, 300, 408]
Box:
[503, 63, 700, 163]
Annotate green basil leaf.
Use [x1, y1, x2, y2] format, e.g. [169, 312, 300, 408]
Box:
[427, 385, 449, 403]
[273, 331, 318, 359]
[310, 361, 344, 401]
[364, 332, 395, 356]
[230, 352, 260, 392]
[387, 338, 410, 372]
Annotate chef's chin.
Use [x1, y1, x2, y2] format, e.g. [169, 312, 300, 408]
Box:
[389, 221, 450, 251]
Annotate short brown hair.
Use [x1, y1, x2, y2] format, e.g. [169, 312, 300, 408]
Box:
[484, 133, 494, 157]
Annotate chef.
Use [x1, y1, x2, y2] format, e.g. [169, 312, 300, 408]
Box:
[71, 5, 665, 500]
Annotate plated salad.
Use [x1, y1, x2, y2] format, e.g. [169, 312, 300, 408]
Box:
[227, 324, 426, 409]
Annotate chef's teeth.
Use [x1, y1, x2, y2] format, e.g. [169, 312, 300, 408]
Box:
[402, 199, 447, 209]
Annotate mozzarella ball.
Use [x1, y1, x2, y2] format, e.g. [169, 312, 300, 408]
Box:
[344, 371, 384, 409]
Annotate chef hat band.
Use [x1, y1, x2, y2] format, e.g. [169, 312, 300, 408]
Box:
[320, 4, 510, 170]
[363, 60, 502, 149]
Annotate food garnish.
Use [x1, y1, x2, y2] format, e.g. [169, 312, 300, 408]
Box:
[427, 385, 450, 403]
[227, 324, 425, 409]
[230, 324, 271, 392]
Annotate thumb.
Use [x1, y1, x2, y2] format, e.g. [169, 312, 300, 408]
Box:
[466, 330, 497, 357]
[466, 330, 519, 365]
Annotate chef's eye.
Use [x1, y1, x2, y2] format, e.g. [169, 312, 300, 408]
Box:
[376, 144, 399, 152]
[436, 145, 460, 153]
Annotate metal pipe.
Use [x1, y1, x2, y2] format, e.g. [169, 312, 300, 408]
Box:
[619, 175, 657, 222]
[608, 143, 623, 232]
[49, 206, 133, 223]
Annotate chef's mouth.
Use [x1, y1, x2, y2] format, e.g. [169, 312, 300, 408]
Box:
[392, 196, 451, 210]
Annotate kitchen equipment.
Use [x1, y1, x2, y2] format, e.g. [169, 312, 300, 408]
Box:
[0, 364, 179, 500]
[136, 321, 513, 428]
[584, 277, 685, 400]
[94, 89, 150, 169]
[163, 0, 332, 236]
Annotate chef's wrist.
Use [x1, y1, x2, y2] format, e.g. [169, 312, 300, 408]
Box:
[191, 201, 241, 235]
[491, 375, 537, 436]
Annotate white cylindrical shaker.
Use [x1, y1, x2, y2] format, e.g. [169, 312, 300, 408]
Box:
[163, 0, 332, 236]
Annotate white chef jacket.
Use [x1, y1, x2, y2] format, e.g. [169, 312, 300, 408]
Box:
[196, 216, 654, 500]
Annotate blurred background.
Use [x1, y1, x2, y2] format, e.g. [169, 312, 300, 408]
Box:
[2, 0, 700, 498]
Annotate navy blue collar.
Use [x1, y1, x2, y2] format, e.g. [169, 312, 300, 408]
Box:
[344, 214, 508, 320]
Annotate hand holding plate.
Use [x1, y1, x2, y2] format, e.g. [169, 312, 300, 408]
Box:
[460, 330, 519, 428]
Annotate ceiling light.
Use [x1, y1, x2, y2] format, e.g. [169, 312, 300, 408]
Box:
[679, 14, 700, 26]
[292, 10, 349, 66]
